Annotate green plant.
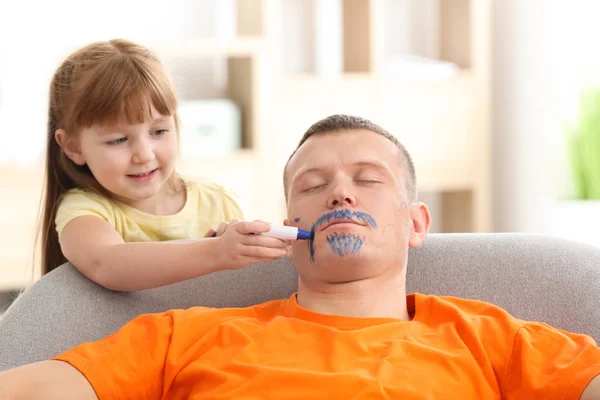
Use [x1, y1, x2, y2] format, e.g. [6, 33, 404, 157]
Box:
[568, 88, 600, 199]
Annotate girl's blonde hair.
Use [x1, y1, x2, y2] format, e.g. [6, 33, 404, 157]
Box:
[40, 39, 179, 275]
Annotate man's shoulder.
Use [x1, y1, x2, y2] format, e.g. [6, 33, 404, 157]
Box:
[413, 293, 528, 350]
[415, 293, 524, 326]
[422, 293, 505, 309]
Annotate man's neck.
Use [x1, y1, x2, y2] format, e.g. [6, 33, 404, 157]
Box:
[296, 273, 410, 320]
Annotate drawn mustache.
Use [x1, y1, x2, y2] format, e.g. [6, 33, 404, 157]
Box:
[311, 209, 377, 232]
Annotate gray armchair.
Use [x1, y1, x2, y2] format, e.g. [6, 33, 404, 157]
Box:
[1, 233, 599, 372]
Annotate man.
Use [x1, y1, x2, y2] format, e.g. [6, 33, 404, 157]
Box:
[1, 114, 599, 399]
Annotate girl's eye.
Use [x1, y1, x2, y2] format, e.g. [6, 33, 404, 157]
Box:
[107, 137, 127, 145]
[152, 129, 168, 137]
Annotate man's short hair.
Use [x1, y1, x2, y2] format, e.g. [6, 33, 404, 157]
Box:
[283, 114, 417, 202]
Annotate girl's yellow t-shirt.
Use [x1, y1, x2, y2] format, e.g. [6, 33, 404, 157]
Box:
[55, 179, 244, 243]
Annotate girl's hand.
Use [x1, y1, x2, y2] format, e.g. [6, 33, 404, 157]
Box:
[204, 219, 240, 238]
[214, 220, 288, 270]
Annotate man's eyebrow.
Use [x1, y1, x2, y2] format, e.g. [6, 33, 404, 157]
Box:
[344, 160, 398, 179]
[290, 167, 324, 186]
[353, 160, 392, 172]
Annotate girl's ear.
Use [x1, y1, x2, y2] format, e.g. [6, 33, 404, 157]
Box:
[55, 129, 86, 165]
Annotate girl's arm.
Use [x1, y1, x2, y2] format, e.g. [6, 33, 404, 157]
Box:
[60, 216, 288, 291]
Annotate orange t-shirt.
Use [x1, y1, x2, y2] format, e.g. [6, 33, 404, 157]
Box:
[54, 293, 600, 399]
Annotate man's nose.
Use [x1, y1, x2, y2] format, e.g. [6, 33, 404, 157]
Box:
[327, 183, 356, 208]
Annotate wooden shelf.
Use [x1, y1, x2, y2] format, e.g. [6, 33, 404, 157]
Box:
[161, 50, 257, 150]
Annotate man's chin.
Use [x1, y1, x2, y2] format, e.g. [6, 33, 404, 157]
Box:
[309, 232, 367, 260]
[311, 250, 373, 270]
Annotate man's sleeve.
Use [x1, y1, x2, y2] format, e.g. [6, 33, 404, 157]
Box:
[503, 322, 600, 399]
[53, 312, 174, 399]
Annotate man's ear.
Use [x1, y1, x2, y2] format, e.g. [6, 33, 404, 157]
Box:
[408, 202, 431, 249]
[55, 129, 86, 165]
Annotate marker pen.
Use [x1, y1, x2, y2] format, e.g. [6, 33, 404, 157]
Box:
[211, 224, 311, 240]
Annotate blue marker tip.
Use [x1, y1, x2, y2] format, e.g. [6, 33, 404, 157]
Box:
[296, 229, 312, 240]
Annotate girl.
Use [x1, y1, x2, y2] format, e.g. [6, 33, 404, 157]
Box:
[39, 39, 287, 291]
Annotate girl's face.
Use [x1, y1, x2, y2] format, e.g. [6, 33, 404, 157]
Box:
[61, 107, 179, 212]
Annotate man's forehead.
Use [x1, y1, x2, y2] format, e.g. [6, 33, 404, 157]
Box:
[288, 131, 400, 173]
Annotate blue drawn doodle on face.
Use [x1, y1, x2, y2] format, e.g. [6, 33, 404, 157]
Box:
[313, 209, 377, 231]
[308, 209, 377, 261]
[326, 232, 365, 256]
[294, 217, 301, 222]
[309, 231, 317, 262]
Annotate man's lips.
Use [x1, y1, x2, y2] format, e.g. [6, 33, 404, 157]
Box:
[320, 219, 367, 232]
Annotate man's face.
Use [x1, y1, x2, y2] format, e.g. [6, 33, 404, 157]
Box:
[285, 129, 430, 284]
